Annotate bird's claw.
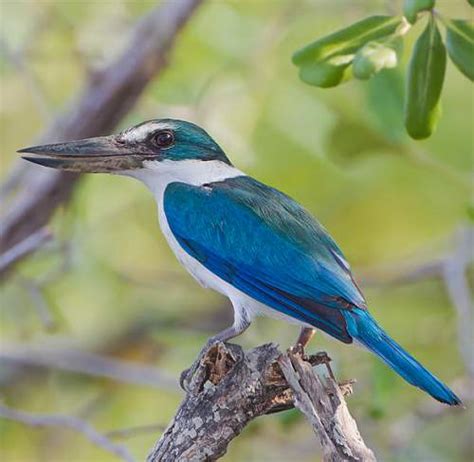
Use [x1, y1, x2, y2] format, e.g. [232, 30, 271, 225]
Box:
[179, 345, 210, 393]
[179, 340, 232, 393]
[290, 342, 306, 357]
[179, 366, 193, 391]
[180, 357, 208, 393]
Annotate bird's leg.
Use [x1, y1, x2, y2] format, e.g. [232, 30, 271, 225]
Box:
[180, 312, 251, 391]
[294, 327, 336, 379]
[205, 319, 251, 346]
[292, 327, 316, 356]
[295, 327, 316, 350]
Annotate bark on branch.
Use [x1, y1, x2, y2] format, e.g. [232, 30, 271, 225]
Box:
[147, 342, 375, 462]
[0, 0, 203, 276]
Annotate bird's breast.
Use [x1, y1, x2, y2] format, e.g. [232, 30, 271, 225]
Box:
[156, 194, 231, 297]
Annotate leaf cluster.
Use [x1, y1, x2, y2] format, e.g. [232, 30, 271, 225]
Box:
[293, 0, 473, 139]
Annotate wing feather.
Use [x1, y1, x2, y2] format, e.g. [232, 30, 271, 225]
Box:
[164, 176, 366, 343]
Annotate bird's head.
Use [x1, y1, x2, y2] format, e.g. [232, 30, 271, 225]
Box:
[19, 119, 231, 174]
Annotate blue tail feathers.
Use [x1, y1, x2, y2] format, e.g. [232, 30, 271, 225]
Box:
[343, 309, 462, 406]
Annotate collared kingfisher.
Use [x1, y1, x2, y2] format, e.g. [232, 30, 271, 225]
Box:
[19, 119, 461, 405]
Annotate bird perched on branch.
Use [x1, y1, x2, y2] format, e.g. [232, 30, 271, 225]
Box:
[20, 119, 461, 405]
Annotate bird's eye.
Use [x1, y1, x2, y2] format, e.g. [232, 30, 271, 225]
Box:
[151, 130, 175, 148]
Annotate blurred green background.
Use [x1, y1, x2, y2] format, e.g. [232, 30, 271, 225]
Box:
[1, 1, 472, 461]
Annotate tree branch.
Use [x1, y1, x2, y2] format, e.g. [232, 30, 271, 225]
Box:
[0, 0, 203, 276]
[0, 343, 178, 391]
[0, 403, 135, 462]
[147, 342, 375, 462]
[279, 353, 375, 462]
[0, 227, 52, 275]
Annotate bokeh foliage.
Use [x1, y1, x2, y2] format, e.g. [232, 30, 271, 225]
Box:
[293, 0, 474, 139]
[1, 1, 472, 461]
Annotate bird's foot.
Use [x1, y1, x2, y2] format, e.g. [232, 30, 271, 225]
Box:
[179, 366, 194, 392]
[290, 342, 306, 357]
[290, 344, 330, 366]
[179, 341, 212, 392]
[179, 341, 238, 393]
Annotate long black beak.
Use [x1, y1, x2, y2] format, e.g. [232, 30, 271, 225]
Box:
[18, 135, 152, 173]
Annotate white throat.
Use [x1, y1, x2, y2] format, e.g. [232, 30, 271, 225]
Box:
[122, 159, 244, 198]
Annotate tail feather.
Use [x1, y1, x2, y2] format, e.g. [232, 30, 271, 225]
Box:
[344, 309, 462, 406]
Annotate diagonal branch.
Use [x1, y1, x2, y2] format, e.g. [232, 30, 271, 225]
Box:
[0, 227, 52, 274]
[0, 0, 203, 276]
[147, 342, 375, 462]
[279, 353, 376, 462]
[0, 403, 135, 462]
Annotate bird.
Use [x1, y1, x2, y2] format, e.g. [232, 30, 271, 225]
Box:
[19, 118, 461, 405]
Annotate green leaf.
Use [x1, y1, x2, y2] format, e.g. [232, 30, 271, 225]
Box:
[403, 0, 435, 24]
[468, 0, 474, 6]
[293, 15, 402, 66]
[299, 59, 351, 88]
[404, 17, 446, 139]
[446, 19, 474, 81]
[353, 41, 399, 80]
[366, 69, 406, 143]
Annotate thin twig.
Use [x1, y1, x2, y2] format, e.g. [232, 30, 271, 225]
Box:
[0, 344, 178, 391]
[0, 227, 52, 276]
[406, 145, 471, 191]
[19, 278, 57, 330]
[0, 403, 135, 462]
[0, 162, 28, 200]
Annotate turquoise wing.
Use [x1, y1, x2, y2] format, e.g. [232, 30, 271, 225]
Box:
[163, 176, 367, 343]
